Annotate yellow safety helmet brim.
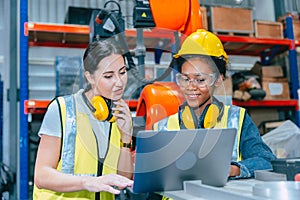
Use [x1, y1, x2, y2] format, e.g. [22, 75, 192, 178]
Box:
[174, 29, 228, 63]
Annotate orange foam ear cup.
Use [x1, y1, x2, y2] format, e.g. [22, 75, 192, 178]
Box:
[90, 96, 113, 121]
[203, 104, 219, 129]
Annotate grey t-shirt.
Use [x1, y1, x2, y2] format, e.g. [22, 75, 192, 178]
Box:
[38, 99, 61, 137]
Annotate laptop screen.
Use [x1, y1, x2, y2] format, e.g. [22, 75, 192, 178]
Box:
[132, 128, 237, 193]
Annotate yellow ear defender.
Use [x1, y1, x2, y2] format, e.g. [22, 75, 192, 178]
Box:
[90, 96, 116, 122]
[181, 104, 220, 129]
[202, 104, 219, 128]
[181, 105, 196, 129]
[82, 92, 116, 122]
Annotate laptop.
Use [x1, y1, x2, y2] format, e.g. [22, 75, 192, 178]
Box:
[132, 128, 237, 193]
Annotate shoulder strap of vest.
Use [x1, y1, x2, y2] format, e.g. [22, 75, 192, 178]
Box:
[55, 97, 63, 161]
[226, 105, 245, 161]
[227, 105, 245, 132]
[57, 95, 77, 174]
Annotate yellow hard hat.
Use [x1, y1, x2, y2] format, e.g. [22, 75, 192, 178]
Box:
[174, 29, 228, 63]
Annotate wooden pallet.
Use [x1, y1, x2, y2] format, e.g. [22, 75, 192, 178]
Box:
[213, 31, 254, 37]
[200, 6, 208, 30]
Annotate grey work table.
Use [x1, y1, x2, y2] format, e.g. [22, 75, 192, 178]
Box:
[163, 179, 300, 200]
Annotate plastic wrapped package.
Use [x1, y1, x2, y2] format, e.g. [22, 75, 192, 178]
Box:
[262, 120, 300, 158]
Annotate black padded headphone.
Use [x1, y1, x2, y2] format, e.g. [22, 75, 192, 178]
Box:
[82, 92, 115, 122]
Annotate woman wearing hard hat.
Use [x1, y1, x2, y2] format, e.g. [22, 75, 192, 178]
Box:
[153, 29, 277, 179]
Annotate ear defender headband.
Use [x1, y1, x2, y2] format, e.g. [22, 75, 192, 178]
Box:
[82, 92, 116, 122]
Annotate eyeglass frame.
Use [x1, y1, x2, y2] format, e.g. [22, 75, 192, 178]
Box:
[175, 73, 218, 88]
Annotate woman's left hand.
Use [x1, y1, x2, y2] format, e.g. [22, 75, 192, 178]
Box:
[112, 99, 132, 143]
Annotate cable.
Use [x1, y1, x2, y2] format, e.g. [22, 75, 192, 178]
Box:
[94, 1, 177, 85]
[109, 11, 175, 84]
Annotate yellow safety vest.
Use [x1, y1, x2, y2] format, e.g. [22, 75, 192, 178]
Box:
[153, 105, 245, 162]
[33, 95, 121, 200]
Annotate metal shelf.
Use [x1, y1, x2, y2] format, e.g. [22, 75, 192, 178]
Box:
[24, 99, 139, 114]
[218, 34, 292, 56]
[24, 22, 299, 114]
[232, 99, 298, 109]
[26, 22, 293, 56]
[25, 22, 175, 50]
[24, 99, 299, 114]
[24, 22, 298, 114]
[24, 100, 51, 114]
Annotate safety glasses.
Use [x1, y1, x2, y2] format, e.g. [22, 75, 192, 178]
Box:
[176, 73, 217, 88]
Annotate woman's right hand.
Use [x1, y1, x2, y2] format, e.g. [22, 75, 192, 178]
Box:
[81, 174, 133, 194]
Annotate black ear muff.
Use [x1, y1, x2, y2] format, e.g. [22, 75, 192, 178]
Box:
[199, 104, 220, 129]
[82, 92, 116, 122]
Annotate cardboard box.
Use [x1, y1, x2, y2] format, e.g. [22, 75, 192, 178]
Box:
[251, 62, 284, 78]
[248, 108, 279, 134]
[209, 6, 253, 35]
[293, 19, 300, 42]
[262, 77, 290, 100]
[262, 66, 284, 78]
[259, 120, 286, 135]
[278, 17, 300, 42]
[200, 6, 208, 30]
[254, 20, 283, 39]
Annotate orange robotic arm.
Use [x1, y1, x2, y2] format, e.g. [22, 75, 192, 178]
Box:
[149, 0, 203, 36]
[136, 82, 185, 130]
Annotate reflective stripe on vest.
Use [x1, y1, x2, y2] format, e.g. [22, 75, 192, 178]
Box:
[227, 106, 245, 162]
[61, 95, 77, 174]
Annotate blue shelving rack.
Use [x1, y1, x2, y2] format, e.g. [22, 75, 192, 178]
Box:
[0, 75, 3, 163]
[20, 0, 29, 199]
[285, 16, 300, 125]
